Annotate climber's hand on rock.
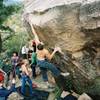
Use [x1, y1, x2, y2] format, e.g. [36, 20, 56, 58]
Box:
[40, 41, 44, 45]
[54, 46, 61, 52]
[54, 46, 63, 54]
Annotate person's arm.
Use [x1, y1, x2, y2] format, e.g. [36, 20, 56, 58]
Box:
[30, 23, 40, 45]
[46, 47, 62, 60]
[46, 50, 56, 60]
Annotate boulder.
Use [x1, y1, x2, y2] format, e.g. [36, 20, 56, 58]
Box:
[23, 0, 100, 96]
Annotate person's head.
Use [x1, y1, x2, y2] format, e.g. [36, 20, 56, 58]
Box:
[28, 50, 33, 56]
[28, 50, 33, 54]
[32, 41, 36, 46]
[0, 72, 4, 84]
[32, 40, 36, 52]
[21, 59, 29, 66]
[37, 43, 44, 50]
[13, 52, 18, 57]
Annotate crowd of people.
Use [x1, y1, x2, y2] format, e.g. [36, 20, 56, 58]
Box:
[0, 40, 71, 99]
[0, 22, 70, 99]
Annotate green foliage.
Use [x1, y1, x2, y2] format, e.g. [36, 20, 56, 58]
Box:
[0, 0, 22, 52]
[0, 0, 3, 7]
[3, 33, 26, 57]
[0, 59, 3, 68]
[0, 4, 22, 25]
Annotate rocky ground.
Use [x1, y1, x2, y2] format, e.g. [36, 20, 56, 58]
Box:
[7, 72, 58, 100]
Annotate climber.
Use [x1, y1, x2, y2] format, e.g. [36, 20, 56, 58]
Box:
[37, 43, 70, 86]
[31, 40, 37, 78]
[0, 72, 16, 100]
[20, 59, 36, 96]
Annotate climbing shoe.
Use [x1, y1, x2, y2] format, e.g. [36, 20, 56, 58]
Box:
[61, 72, 70, 77]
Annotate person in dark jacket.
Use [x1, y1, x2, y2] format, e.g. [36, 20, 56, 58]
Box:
[0, 72, 16, 100]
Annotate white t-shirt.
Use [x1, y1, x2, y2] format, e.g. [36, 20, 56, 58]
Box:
[21, 46, 29, 54]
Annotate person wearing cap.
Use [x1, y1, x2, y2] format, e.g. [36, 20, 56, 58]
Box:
[0, 72, 16, 100]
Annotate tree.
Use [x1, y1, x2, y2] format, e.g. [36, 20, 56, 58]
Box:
[0, 0, 21, 52]
[0, 0, 3, 7]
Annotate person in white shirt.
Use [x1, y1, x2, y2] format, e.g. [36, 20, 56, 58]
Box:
[21, 45, 29, 59]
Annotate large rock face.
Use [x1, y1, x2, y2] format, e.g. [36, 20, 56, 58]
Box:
[23, 0, 100, 96]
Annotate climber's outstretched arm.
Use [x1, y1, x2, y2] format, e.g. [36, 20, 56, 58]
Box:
[29, 23, 40, 45]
